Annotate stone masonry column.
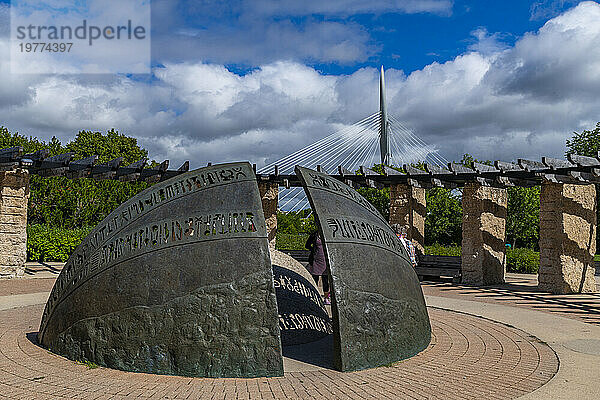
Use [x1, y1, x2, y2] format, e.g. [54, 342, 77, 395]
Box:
[258, 181, 278, 245]
[539, 183, 596, 294]
[0, 169, 30, 279]
[461, 182, 507, 285]
[389, 184, 426, 255]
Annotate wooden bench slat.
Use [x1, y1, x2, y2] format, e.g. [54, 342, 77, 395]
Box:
[416, 255, 462, 283]
[416, 267, 461, 277]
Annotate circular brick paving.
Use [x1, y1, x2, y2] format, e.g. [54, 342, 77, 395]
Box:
[0, 304, 558, 400]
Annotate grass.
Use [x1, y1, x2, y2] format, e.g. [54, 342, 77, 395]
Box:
[380, 360, 404, 368]
[76, 360, 99, 369]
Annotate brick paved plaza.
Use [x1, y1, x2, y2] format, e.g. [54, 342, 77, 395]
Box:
[0, 269, 570, 400]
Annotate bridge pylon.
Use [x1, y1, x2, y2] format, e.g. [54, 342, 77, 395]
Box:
[379, 66, 391, 166]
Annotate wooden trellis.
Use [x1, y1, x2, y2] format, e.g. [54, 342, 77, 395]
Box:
[0, 146, 189, 183]
[3, 145, 600, 189]
[255, 153, 600, 189]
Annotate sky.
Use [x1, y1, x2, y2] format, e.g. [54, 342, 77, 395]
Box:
[1, 0, 599, 168]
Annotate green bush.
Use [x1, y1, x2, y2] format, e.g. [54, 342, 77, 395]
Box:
[276, 233, 309, 251]
[425, 243, 461, 256]
[27, 225, 92, 262]
[277, 211, 315, 235]
[1, 127, 150, 229]
[357, 187, 390, 220]
[506, 248, 539, 274]
[425, 188, 462, 246]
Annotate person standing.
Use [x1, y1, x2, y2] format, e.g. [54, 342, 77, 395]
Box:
[394, 224, 417, 267]
[305, 231, 331, 305]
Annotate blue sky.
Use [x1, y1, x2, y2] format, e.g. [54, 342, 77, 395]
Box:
[204, 0, 577, 75]
[146, 0, 579, 73]
[0, 0, 599, 168]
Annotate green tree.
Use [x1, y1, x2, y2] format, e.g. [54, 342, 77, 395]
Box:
[0, 126, 48, 153]
[67, 129, 148, 164]
[459, 153, 492, 167]
[566, 122, 600, 156]
[506, 186, 540, 249]
[1, 126, 152, 228]
[425, 188, 462, 245]
[276, 210, 315, 234]
[357, 187, 390, 220]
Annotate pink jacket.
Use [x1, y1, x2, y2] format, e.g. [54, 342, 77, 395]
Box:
[307, 236, 327, 275]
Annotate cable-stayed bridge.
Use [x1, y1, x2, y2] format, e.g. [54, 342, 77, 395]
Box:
[259, 67, 448, 212]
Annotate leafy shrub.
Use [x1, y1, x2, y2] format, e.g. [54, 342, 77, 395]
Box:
[277, 211, 315, 235]
[425, 188, 462, 246]
[357, 187, 390, 220]
[1, 127, 150, 229]
[276, 233, 309, 251]
[506, 248, 539, 274]
[425, 243, 461, 256]
[27, 225, 92, 262]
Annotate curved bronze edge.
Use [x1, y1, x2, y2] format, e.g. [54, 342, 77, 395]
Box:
[39, 162, 284, 378]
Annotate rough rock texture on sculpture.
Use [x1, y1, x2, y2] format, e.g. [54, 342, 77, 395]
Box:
[38, 162, 283, 378]
[295, 166, 431, 372]
[270, 249, 332, 346]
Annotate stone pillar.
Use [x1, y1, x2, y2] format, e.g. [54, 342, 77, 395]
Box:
[389, 184, 426, 255]
[461, 183, 507, 286]
[258, 181, 278, 245]
[0, 169, 30, 279]
[539, 183, 596, 294]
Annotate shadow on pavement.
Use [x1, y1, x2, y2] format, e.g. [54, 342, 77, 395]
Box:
[422, 275, 600, 325]
[282, 334, 334, 370]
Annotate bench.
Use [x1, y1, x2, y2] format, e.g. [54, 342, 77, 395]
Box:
[279, 249, 311, 263]
[416, 255, 462, 283]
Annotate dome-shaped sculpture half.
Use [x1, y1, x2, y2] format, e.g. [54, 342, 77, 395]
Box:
[270, 249, 333, 346]
[295, 165, 431, 372]
[38, 162, 283, 378]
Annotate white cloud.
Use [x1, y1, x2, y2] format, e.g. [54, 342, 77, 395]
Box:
[154, 19, 374, 66]
[2, 2, 600, 169]
[387, 1, 600, 161]
[467, 27, 511, 55]
[529, 0, 580, 20]
[246, 0, 453, 17]
[0, 3, 9, 37]
[150, 0, 451, 65]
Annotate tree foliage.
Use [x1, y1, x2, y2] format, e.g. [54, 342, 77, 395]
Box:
[1, 126, 151, 228]
[276, 210, 315, 234]
[566, 122, 600, 156]
[506, 186, 540, 249]
[425, 188, 462, 245]
[459, 153, 492, 167]
[357, 187, 390, 220]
